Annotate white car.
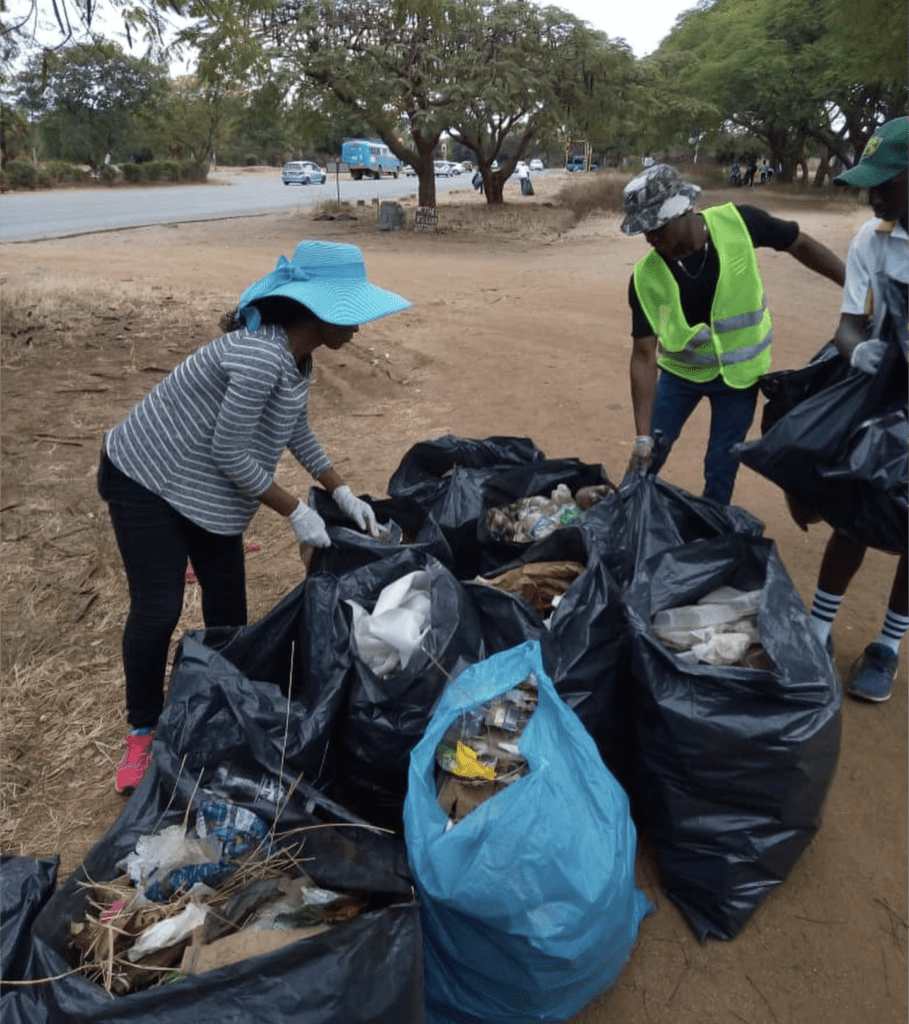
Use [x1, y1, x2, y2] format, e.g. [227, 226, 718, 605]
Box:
[433, 160, 455, 177]
[529, 159, 544, 172]
[282, 160, 327, 185]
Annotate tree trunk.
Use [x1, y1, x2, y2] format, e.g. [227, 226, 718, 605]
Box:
[417, 166, 437, 207]
[484, 173, 505, 204]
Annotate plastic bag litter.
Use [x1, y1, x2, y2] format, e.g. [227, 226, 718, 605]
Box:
[405, 640, 652, 1024]
[653, 586, 763, 665]
[735, 274, 908, 555]
[624, 533, 842, 941]
[346, 569, 432, 676]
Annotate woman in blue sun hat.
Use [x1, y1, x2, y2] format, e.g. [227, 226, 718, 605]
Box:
[98, 240, 411, 795]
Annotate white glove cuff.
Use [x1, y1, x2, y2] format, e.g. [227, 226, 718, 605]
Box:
[288, 500, 315, 543]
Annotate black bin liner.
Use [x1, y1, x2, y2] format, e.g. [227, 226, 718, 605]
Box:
[472, 524, 634, 793]
[387, 435, 545, 578]
[27, 727, 423, 1023]
[320, 549, 489, 831]
[305, 488, 454, 576]
[736, 275, 908, 554]
[624, 533, 842, 941]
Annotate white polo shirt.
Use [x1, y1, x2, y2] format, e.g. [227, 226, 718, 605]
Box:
[841, 216, 909, 335]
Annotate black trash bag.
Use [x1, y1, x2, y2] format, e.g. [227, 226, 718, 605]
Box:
[624, 533, 842, 942]
[0, 855, 59, 1024]
[583, 473, 765, 590]
[736, 276, 908, 554]
[1, 854, 59, 984]
[326, 549, 488, 831]
[472, 525, 635, 794]
[161, 580, 348, 797]
[305, 488, 454, 576]
[28, 758, 424, 1024]
[476, 457, 612, 576]
[387, 435, 546, 578]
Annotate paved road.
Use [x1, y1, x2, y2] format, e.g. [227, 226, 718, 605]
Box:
[0, 169, 473, 243]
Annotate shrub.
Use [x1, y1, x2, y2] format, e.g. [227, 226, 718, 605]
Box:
[553, 169, 627, 224]
[180, 160, 209, 182]
[43, 160, 91, 184]
[98, 164, 120, 186]
[142, 160, 180, 182]
[122, 163, 143, 183]
[6, 159, 39, 190]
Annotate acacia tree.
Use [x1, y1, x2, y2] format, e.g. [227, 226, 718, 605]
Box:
[443, 3, 635, 201]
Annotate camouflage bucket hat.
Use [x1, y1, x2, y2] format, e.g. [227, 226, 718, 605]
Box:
[621, 164, 702, 235]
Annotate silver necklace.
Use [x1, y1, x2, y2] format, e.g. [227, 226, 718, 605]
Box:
[675, 239, 710, 279]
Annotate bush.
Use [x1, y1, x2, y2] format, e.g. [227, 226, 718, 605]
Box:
[43, 160, 91, 184]
[6, 159, 39, 190]
[122, 163, 143, 183]
[98, 164, 120, 186]
[180, 160, 209, 181]
[553, 169, 627, 224]
[143, 160, 181, 182]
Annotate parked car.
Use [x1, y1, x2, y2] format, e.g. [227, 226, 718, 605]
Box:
[433, 160, 456, 177]
[529, 158, 544, 172]
[282, 160, 327, 185]
[403, 164, 418, 176]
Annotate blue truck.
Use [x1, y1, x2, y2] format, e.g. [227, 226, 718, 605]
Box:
[340, 138, 402, 180]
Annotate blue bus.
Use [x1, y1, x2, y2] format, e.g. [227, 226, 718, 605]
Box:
[340, 138, 402, 180]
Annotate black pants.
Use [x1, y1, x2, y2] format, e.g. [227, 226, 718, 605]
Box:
[98, 452, 247, 728]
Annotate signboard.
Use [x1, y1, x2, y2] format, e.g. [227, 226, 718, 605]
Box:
[415, 206, 438, 232]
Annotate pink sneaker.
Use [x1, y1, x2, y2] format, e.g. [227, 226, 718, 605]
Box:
[116, 731, 153, 793]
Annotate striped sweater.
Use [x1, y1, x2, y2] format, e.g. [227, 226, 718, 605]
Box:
[104, 325, 332, 535]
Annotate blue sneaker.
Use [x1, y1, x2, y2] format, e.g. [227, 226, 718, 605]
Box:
[848, 643, 898, 703]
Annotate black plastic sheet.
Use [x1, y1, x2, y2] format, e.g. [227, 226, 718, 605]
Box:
[624, 534, 842, 941]
[736, 276, 908, 554]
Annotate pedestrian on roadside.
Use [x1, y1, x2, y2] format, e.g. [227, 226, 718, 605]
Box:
[98, 240, 411, 793]
[622, 163, 845, 504]
[800, 116, 908, 702]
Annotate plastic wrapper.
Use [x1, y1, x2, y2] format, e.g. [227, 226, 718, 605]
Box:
[404, 640, 652, 1024]
[624, 533, 842, 941]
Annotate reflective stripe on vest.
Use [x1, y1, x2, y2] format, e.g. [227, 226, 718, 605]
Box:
[633, 203, 773, 388]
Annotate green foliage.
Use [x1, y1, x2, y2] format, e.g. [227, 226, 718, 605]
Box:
[43, 160, 91, 183]
[5, 159, 39, 189]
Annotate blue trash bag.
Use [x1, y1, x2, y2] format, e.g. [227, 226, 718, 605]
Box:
[404, 640, 652, 1024]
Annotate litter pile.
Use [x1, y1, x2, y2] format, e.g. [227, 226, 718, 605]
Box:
[652, 585, 766, 666]
[476, 560, 584, 620]
[485, 483, 610, 543]
[69, 800, 365, 995]
[435, 673, 538, 826]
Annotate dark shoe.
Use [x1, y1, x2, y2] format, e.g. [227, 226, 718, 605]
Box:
[848, 643, 898, 703]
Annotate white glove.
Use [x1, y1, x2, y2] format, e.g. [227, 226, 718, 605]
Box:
[850, 339, 888, 375]
[287, 500, 331, 547]
[332, 485, 380, 537]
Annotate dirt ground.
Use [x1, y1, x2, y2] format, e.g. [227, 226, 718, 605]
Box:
[1, 169, 906, 1023]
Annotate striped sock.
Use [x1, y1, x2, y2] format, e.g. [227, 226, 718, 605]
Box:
[809, 589, 844, 644]
[876, 609, 909, 656]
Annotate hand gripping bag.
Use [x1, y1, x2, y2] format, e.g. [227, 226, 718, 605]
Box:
[404, 640, 651, 1024]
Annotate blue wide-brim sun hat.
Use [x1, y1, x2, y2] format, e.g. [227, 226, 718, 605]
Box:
[236, 240, 412, 329]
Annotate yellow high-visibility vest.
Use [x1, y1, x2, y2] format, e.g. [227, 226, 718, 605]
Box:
[633, 203, 773, 388]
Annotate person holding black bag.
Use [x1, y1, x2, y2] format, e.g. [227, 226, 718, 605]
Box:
[802, 117, 908, 702]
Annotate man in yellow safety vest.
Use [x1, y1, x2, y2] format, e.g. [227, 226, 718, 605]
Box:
[623, 163, 845, 504]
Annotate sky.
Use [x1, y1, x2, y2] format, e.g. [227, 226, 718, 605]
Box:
[9, 0, 696, 65]
[553, 0, 695, 57]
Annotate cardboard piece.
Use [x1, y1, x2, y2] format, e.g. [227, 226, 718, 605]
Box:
[180, 925, 330, 976]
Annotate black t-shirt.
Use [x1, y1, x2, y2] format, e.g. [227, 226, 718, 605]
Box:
[628, 204, 800, 338]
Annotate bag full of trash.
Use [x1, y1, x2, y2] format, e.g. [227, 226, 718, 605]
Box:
[387, 435, 547, 578]
[623, 533, 842, 941]
[27, 754, 424, 1024]
[404, 640, 651, 1024]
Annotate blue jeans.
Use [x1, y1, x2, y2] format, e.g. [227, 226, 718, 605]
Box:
[651, 371, 759, 505]
[98, 452, 247, 728]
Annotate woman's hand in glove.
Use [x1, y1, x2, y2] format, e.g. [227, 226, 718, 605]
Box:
[288, 500, 331, 549]
[332, 484, 380, 536]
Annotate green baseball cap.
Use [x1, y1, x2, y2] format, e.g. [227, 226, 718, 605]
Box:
[835, 116, 908, 188]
